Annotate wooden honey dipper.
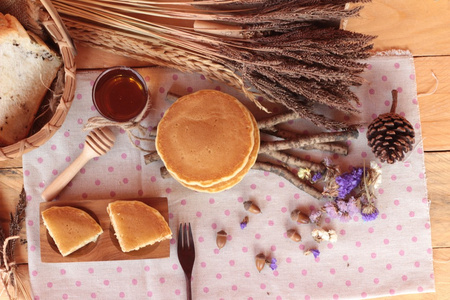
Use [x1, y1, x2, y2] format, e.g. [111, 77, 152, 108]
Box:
[41, 127, 116, 201]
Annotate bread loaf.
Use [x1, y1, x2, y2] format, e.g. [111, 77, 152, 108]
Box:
[0, 13, 62, 146]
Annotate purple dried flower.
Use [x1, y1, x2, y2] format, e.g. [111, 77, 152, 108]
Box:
[269, 258, 277, 270]
[335, 167, 363, 198]
[347, 197, 360, 215]
[311, 249, 320, 259]
[312, 172, 323, 182]
[309, 209, 322, 225]
[335, 198, 359, 222]
[336, 199, 348, 212]
[361, 201, 379, 222]
[240, 216, 249, 229]
[323, 201, 339, 219]
[304, 248, 320, 258]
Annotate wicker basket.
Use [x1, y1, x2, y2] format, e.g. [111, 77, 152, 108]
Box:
[0, 0, 76, 161]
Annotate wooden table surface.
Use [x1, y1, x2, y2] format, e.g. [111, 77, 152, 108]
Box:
[1, 1, 449, 299]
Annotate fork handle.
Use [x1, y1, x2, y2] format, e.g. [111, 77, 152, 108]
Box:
[185, 274, 192, 300]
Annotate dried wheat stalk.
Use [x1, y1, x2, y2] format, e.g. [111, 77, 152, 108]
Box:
[52, 0, 374, 130]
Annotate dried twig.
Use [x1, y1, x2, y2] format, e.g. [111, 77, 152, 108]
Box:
[257, 110, 351, 131]
[260, 128, 358, 153]
[160, 166, 171, 179]
[252, 161, 323, 199]
[263, 151, 326, 172]
[299, 143, 348, 155]
[262, 128, 349, 155]
[144, 151, 161, 164]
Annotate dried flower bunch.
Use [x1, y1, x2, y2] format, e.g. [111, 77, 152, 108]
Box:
[52, 0, 373, 130]
[304, 158, 382, 223]
[0, 188, 30, 300]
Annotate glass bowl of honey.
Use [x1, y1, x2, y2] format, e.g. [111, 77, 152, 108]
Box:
[92, 67, 149, 122]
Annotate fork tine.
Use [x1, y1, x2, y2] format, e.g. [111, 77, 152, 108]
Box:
[183, 223, 188, 248]
[177, 223, 183, 251]
[188, 223, 194, 252]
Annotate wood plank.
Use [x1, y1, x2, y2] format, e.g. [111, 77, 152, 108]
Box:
[415, 56, 450, 152]
[344, 0, 450, 57]
[424, 152, 450, 248]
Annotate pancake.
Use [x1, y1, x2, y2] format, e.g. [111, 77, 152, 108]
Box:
[41, 206, 103, 257]
[156, 90, 255, 187]
[107, 200, 172, 252]
[177, 113, 260, 193]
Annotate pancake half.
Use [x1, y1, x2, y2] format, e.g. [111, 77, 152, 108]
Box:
[156, 90, 255, 187]
[107, 200, 172, 252]
[41, 206, 103, 257]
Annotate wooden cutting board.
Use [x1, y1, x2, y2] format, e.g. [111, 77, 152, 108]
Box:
[39, 198, 171, 263]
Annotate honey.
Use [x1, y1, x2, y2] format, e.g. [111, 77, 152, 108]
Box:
[93, 67, 148, 122]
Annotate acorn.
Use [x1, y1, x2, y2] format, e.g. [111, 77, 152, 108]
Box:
[286, 229, 302, 242]
[243, 201, 261, 214]
[255, 253, 266, 272]
[290, 209, 310, 224]
[216, 230, 227, 249]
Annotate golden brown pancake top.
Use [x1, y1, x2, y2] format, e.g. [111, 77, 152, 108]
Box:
[156, 90, 255, 187]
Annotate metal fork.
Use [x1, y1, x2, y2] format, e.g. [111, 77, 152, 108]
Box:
[177, 223, 195, 300]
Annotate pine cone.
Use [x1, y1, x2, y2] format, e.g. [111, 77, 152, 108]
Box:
[366, 90, 415, 164]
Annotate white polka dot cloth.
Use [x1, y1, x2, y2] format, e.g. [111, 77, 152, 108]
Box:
[23, 51, 435, 299]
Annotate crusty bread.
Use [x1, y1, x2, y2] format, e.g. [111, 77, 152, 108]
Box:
[41, 206, 104, 257]
[0, 13, 62, 146]
[156, 90, 255, 188]
[107, 200, 172, 253]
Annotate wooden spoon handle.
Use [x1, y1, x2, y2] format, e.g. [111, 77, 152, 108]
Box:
[41, 145, 98, 201]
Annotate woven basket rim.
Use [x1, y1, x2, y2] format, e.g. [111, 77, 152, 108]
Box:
[0, 8, 77, 161]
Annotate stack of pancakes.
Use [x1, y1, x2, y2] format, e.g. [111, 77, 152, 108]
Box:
[156, 90, 259, 193]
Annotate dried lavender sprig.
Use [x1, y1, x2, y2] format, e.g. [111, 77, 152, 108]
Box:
[7, 188, 27, 262]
